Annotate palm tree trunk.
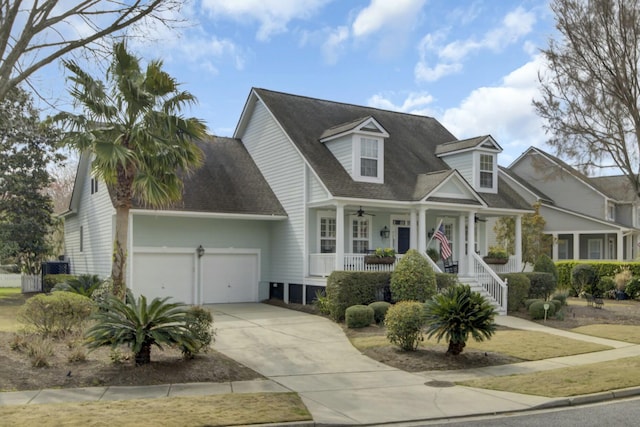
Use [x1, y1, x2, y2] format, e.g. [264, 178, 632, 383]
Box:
[112, 205, 129, 301]
[135, 342, 151, 365]
[447, 340, 465, 355]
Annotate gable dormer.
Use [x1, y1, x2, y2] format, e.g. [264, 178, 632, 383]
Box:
[320, 116, 389, 184]
[435, 135, 502, 194]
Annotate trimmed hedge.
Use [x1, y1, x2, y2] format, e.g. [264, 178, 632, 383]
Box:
[550, 299, 562, 312]
[529, 300, 556, 320]
[43, 274, 76, 293]
[385, 301, 425, 351]
[525, 298, 542, 309]
[17, 292, 94, 336]
[556, 261, 640, 289]
[325, 271, 391, 322]
[345, 305, 374, 328]
[369, 301, 391, 324]
[525, 272, 557, 300]
[390, 249, 436, 302]
[571, 264, 599, 296]
[435, 273, 458, 292]
[533, 254, 558, 281]
[499, 273, 530, 313]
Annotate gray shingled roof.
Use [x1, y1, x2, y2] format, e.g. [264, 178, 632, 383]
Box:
[590, 175, 638, 202]
[254, 88, 529, 210]
[435, 136, 492, 156]
[133, 136, 286, 216]
[320, 116, 374, 140]
[500, 166, 554, 204]
[412, 170, 455, 200]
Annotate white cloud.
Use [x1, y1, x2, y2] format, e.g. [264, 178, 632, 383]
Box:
[352, 0, 426, 38]
[201, 0, 331, 41]
[367, 91, 436, 116]
[415, 6, 536, 82]
[322, 26, 350, 64]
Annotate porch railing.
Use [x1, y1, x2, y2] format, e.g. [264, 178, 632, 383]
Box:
[486, 255, 519, 274]
[309, 253, 402, 276]
[471, 252, 508, 314]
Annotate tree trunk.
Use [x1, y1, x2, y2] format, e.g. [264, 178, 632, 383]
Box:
[447, 340, 465, 355]
[135, 342, 152, 365]
[111, 206, 129, 301]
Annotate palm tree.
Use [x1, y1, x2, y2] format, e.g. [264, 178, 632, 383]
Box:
[423, 285, 497, 355]
[85, 290, 198, 365]
[54, 42, 206, 299]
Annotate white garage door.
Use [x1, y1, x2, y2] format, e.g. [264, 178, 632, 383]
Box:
[202, 253, 258, 303]
[132, 252, 196, 304]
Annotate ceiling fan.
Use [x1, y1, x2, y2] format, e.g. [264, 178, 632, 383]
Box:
[474, 214, 487, 223]
[351, 206, 375, 217]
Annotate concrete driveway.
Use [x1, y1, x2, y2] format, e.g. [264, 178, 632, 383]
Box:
[209, 303, 553, 425]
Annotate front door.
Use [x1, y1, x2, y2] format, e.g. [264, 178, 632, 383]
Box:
[398, 227, 410, 254]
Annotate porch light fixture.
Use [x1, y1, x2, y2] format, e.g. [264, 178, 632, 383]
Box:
[197, 245, 205, 257]
[380, 226, 390, 239]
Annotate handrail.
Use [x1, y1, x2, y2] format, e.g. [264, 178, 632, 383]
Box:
[471, 252, 508, 313]
[421, 251, 442, 273]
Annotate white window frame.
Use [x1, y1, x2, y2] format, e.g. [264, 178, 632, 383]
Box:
[350, 216, 371, 253]
[317, 213, 337, 253]
[477, 152, 496, 192]
[588, 238, 602, 259]
[353, 135, 384, 183]
[607, 202, 615, 221]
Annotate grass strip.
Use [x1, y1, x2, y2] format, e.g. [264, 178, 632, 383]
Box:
[0, 392, 311, 426]
[572, 324, 640, 344]
[460, 356, 640, 397]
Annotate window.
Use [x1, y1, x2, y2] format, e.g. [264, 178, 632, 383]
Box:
[90, 177, 98, 194]
[360, 138, 378, 177]
[79, 226, 84, 252]
[588, 239, 602, 259]
[479, 154, 494, 189]
[607, 203, 615, 221]
[319, 217, 336, 253]
[352, 218, 370, 253]
[558, 239, 568, 259]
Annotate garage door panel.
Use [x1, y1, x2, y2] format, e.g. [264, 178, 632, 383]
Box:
[202, 253, 258, 303]
[132, 253, 195, 304]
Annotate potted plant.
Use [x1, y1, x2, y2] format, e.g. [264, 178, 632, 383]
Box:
[483, 247, 509, 265]
[365, 248, 397, 264]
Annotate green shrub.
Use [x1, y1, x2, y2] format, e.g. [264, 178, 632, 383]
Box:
[314, 289, 330, 315]
[533, 254, 558, 281]
[26, 336, 54, 367]
[571, 264, 599, 296]
[325, 271, 391, 322]
[499, 273, 530, 313]
[91, 278, 115, 306]
[556, 261, 640, 289]
[345, 305, 374, 328]
[424, 285, 497, 355]
[390, 249, 436, 302]
[52, 274, 102, 297]
[525, 272, 557, 300]
[43, 274, 76, 293]
[550, 299, 562, 312]
[385, 301, 425, 351]
[529, 300, 557, 320]
[85, 290, 198, 365]
[182, 306, 214, 358]
[598, 276, 616, 298]
[17, 292, 95, 337]
[435, 273, 458, 292]
[551, 291, 568, 306]
[368, 301, 391, 324]
[625, 278, 640, 300]
[525, 298, 542, 309]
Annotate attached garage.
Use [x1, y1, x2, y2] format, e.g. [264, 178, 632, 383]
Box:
[131, 248, 260, 305]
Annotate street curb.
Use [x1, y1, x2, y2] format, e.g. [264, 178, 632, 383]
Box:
[532, 386, 640, 410]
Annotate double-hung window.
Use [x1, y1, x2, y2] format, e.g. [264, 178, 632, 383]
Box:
[479, 154, 494, 189]
[588, 239, 602, 259]
[352, 218, 370, 253]
[360, 138, 378, 178]
[319, 217, 336, 253]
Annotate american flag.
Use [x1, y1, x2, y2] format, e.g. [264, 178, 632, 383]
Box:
[434, 225, 452, 260]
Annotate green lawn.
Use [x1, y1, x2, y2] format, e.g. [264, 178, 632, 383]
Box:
[572, 324, 640, 344]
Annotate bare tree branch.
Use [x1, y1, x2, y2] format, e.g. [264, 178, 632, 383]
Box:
[0, 0, 184, 101]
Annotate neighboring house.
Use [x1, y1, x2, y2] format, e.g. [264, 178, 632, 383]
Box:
[502, 146, 640, 262]
[63, 88, 533, 313]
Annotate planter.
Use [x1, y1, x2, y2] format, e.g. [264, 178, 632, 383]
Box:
[483, 257, 508, 265]
[365, 256, 396, 265]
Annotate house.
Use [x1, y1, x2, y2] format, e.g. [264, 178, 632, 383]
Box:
[502, 146, 640, 262]
[63, 88, 533, 313]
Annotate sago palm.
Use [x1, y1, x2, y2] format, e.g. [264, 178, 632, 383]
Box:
[85, 290, 197, 365]
[54, 42, 206, 299]
[423, 284, 497, 355]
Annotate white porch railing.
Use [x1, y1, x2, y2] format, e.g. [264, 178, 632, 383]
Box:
[309, 254, 336, 277]
[309, 253, 402, 276]
[486, 255, 519, 274]
[471, 252, 508, 314]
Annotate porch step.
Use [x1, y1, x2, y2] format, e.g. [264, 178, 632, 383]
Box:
[458, 277, 506, 316]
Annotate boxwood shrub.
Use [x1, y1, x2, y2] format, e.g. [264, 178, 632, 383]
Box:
[345, 305, 374, 328]
[525, 272, 557, 300]
[525, 298, 542, 309]
[368, 301, 391, 324]
[499, 273, 530, 313]
[549, 299, 562, 312]
[529, 300, 556, 320]
[390, 249, 436, 302]
[17, 292, 95, 336]
[43, 274, 76, 293]
[385, 301, 425, 351]
[325, 271, 391, 322]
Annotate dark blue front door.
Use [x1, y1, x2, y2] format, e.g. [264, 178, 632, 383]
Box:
[398, 227, 410, 254]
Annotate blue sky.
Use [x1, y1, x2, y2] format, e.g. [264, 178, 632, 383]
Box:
[38, 0, 557, 166]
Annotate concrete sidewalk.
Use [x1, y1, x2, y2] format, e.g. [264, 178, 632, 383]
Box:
[1, 304, 639, 426]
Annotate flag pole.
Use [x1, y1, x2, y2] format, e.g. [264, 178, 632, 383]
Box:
[426, 219, 443, 249]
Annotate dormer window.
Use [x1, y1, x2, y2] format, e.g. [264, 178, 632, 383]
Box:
[607, 202, 615, 221]
[480, 154, 494, 189]
[360, 138, 379, 177]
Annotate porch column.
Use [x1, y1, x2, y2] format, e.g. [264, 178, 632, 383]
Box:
[418, 207, 427, 253]
[410, 209, 418, 250]
[335, 204, 344, 270]
[618, 231, 624, 261]
[551, 233, 558, 261]
[573, 232, 580, 260]
[515, 214, 522, 271]
[467, 212, 476, 274]
[458, 215, 466, 275]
